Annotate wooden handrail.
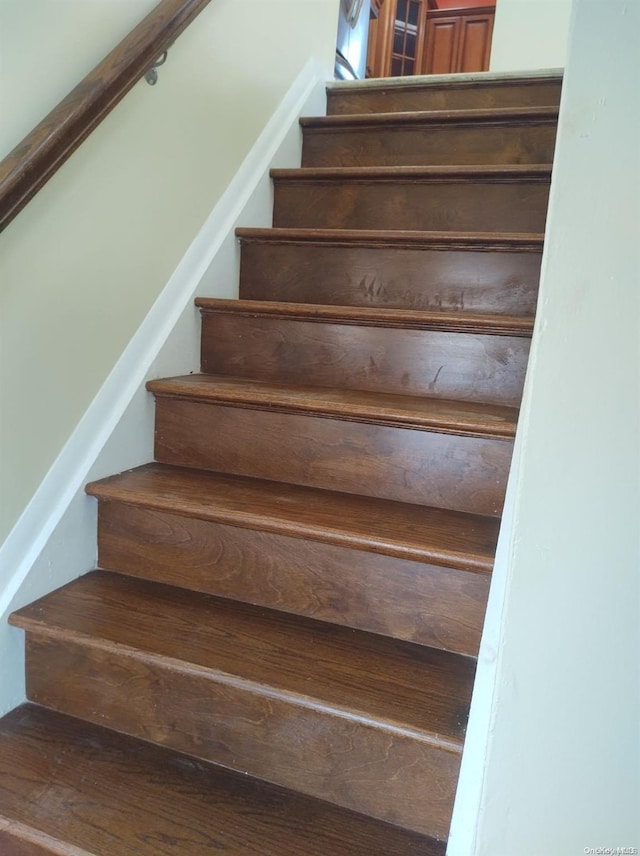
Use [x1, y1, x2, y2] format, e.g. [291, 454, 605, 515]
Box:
[0, 0, 213, 233]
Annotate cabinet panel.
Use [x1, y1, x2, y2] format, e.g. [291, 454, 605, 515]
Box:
[423, 17, 461, 75]
[457, 13, 494, 72]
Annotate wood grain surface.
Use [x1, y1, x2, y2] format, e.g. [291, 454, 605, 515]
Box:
[301, 108, 558, 167]
[152, 398, 512, 515]
[196, 297, 535, 334]
[96, 500, 491, 655]
[237, 227, 543, 315]
[148, 374, 520, 438]
[0, 704, 445, 855]
[199, 313, 530, 406]
[87, 463, 500, 571]
[271, 165, 551, 232]
[304, 106, 559, 128]
[326, 74, 563, 114]
[13, 572, 475, 837]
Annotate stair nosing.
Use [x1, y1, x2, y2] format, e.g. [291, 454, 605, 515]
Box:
[327, 70, 563, 93]
[270, 164, 552, 183]
[195, 298, 534, 336]
[300, 106, 559, 130]
[146, 375, 518, 440]
[12, 583, 465, 753]
[235, 227, 545, 252]
[86, 465, 497, 574]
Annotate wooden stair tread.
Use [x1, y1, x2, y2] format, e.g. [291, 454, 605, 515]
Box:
[86, 462, 499, 572]
[271, 164, 552, 181]
[301, 105, 559, 128]
[92, 464, 492, 654]
[11, 571, 475, 745]
[236, 226, 545, 251]
[147, 374, 519, 438]
[326, 74, 562, 116]
[0, 704, 442, 856]
[327, 72, 563, 93]
[195, 297, 534, 336]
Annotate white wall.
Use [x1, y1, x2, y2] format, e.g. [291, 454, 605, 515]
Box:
[450, 0, 640, 852]
[0, 0, 338, 544]
[490, 0, 572, 70]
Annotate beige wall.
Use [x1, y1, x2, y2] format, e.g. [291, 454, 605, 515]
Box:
[490, 0, 572, 70]
[0, 0, 338, 543]
[0, 0, 158, 157]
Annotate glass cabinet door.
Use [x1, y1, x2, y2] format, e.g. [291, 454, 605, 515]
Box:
[390, 0, 425, 76]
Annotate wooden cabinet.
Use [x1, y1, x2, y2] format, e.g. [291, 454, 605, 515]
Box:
[367, 1, 494, 78]
[423, 7, 494, 74]
[366, 0, 389, 78]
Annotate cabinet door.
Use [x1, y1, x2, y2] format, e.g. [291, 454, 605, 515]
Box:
[383, 0, 429, 77]
[422, 14, 461, 75]
[457, 11, 494, 72]
[422, 7, 494, 75]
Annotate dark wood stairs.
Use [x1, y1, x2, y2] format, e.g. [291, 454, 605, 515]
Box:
[1, 72, 560, 854]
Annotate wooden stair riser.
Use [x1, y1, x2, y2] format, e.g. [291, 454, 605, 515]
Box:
[272, 173, 550, 232]
[200, 314, 530, 407]
[97, 501, 490, 656]
[326, 78, 563, 115]
[301, 120, 557, 168]
[153, 399, 512, 515]
[23, 633, 460, 839]
[239, 237, 542, 316]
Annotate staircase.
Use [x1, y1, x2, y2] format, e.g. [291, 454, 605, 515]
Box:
[0, 72, 561, 854]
